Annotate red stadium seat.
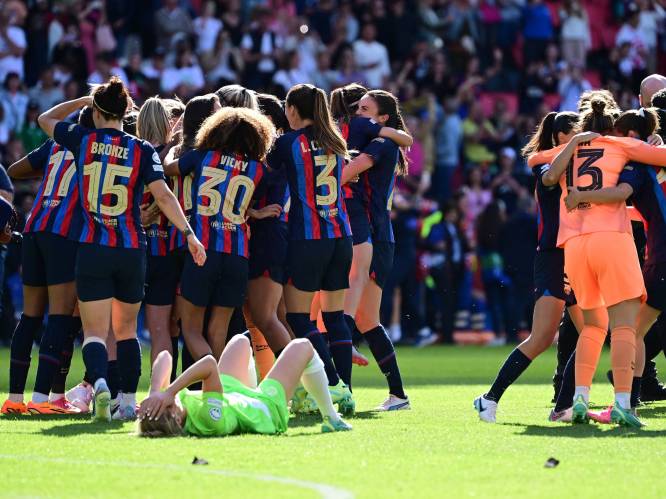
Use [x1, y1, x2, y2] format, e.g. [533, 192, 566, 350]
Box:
[479, 92, 519, 118]
[543, 93, 561, 111]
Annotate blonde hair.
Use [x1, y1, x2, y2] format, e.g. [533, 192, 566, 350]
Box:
[137, 97, 171, 146]
[137, 412, 184, 438]
[215, 84, 259, 110]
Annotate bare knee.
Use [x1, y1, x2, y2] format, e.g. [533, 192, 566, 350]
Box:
[229, 333, 251, 349]
[288, 338, 313, 358]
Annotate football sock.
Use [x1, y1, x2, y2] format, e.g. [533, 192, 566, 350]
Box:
[117, 338, 142, 396]
[554, 351, 576, 412]
[575, 325, 606, 388]
[615, 392, 631, 409]
[485, 348, 532, 403]
[248, 327, 274, 381]
[574, 385, 590, 404]
[631, 376, 642, 408]
[170, 336, 179, 381]
[301, 350, 339, 420]
[287, 312, 340, 386]
[363, 325, 406, 399]
[81, 337, 108, 386]
[323, 311, 353, 389]
[8, 314, 43, 401]
[33, 315, 70, 397]
[555, 309, 578, 377]
[51, 316, 81, 395]
[610, 326, 636, 394]
[107, 360, 119, 399]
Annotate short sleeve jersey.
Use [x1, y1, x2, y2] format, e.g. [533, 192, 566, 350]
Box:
[361, 137, 399, 242]
[24, 139, 79, 238]
[528, 136, 666, 247]
[339, 116, 383, 202]
[178, 149, 265, 257]
[619, 162, 666, 265]
[267, 126, 351, 240]
[54, 122, 165, 248]
[530, 160, 563, 251]
[252, 165, 290, 224]
[141, 145, 170, 256]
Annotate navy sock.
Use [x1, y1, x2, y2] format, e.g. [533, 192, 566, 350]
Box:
[81, 341, 108, 386]
[345, 314, 363, 346]
[117, 338, 142, 394]
[631, 376, 642, 408]
[50, 316, 81, 394]
[9, 315, 43, 394]
[107, 360, 119, 399]
[364, 325, 406, 399]
[486, 348, 532, 402]
[33, 315, 70, 395]
[554, 351, 576, 412]
[324, 311, 353, 388]
[170, 336, 179, 382]
[287, 312, 340, 386]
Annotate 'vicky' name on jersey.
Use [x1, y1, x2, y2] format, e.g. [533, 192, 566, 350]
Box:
[218, 154, 251, 171]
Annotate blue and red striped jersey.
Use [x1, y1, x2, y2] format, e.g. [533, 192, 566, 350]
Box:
[24, 139, 79, 238]
[179, 149, 265, 257]
[54, 122, 165, 249]
[253, 166, 290, 223]
[362, 137, 399, 243]
[620, 162, 666, 265]
[268, 126, 351, 240]
[339, 116, 382, 202]
[141, 145, 171, 256]
[531, 162, 561, 251]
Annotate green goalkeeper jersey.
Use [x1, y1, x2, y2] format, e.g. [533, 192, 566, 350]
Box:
[179, 374, 288, 437]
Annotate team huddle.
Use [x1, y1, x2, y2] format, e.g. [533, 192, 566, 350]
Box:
[475, 75, 666, 429]
[0, 78, 413, 437]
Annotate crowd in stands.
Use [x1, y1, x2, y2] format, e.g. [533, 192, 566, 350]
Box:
[1, 0, 665, 346]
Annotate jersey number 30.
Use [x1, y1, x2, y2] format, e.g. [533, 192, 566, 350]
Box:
[198, 166, 255, 224]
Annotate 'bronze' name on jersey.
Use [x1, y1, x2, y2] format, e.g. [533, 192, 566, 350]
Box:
[90, 142, 130, 160]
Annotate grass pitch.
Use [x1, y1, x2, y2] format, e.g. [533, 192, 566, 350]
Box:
[2, 345, 666, 498]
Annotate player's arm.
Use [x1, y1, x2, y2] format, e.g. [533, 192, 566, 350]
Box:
[379, 127, 413, 147]
[247, 204, 282, 219]
[38, 96, 92, 138]
[542, 131, 600, 186]
[7, 156, 40, 179]
[140, 355, 222, 420]
[162, 158, 180, 177]
[147, 179, 206, 266]
[342, 153, 374, 184]
[564, 184, 634, 212]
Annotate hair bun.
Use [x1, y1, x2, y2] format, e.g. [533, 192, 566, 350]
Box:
[591, 98, 606, 114]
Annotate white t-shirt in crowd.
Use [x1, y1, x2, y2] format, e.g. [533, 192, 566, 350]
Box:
[160, 65, 205, 93]
[194, 17, 223, 54]
[241, 31, 283, 73]
[352, 39, 390, 88]
[0, 26, 26, 82]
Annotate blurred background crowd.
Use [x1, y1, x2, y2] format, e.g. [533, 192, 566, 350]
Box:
[0, 0, 664, 347]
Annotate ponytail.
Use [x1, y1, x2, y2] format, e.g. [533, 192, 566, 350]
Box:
[330, 83, 367, 121]
[365, 89, 409, 175]
[579, 98, 615, 134]
[522, 111, 579, 157]
[287, 84, 347, 158]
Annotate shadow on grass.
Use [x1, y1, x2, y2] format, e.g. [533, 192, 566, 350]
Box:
[636, 404, 666, 418]
[287, 410, 381, 429]
[502, 422, 666, 438]
[40, 420, 127, 436]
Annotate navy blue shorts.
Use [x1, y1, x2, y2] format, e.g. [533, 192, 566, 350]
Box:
[22, 231, 78, 287]
[644, 263, 666, 312]
[369, 241, 394, 289]
[248, 220, 287, 284]
[76, 243, 146, 303]
[345, 197, 371, 246]
[286, 237, 352, 292]
[144, 250, 184, 306]
[533, 249, 576, 305]
[181, 251, 248, 308]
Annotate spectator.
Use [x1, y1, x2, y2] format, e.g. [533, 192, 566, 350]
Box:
[51, 24, 88, 83]
[28, 68, 64, 113]
[559, 0, 591, 69]
[160, 46, 205, 98]
[332, 45, 366, 87]
[88, 51, 129, 85]
[24, 0, 50, 86]
[460, 166, 492, 246]
[433, 96, 463, 203]
[272, 50, 310, 98]
[0, 9, 26, 84]
[352, 23, 390, 88]
[310, 51, 338, 93]
[154, 0, 194, 52]
[331, 1, 359, 44]
[558, 65, 592, 111]
[381, 0, 419, 62]
[615, 3, 648, 77]
[241, 6, 283, 91]
[462, 101, 497, 166]
[0, 72, 28, 133]
[18, 101, 46, 153]
[194, 1, 223, 56]
[490, 148, 527, 215]
[202, 30, 244, 88]
[522, 0, 554, 65]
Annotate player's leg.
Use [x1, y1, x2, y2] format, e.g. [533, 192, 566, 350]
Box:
[242, 302, 275, 381]
[631, 304, 661, 407]
[266, 338, 351, 432]
[179, 250, 216, 359]
[145, 252, 180, 363]
[217, 333, 253, 385]
[247, 277, 290, 354]
[344, 241, 373, 341]
[146, 304, 173, 363]
[180, 299, 209, 359]
[206, 306, 234, 359]
[52, 310, 82, 407]
[3, 231, 47, 414]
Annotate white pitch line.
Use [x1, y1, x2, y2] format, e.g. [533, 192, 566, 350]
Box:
[0, 454, 354, 499]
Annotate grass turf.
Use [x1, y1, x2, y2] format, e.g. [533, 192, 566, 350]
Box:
[2, 345, 666, 498]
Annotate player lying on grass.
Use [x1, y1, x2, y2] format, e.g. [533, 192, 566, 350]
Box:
[138, 335, 352, 437]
